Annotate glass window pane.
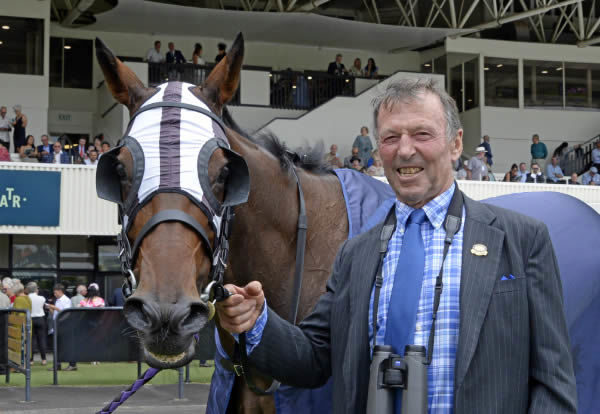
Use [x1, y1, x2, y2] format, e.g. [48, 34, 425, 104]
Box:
[421, 60, 433, 73]
[0, 16, 44, 75]
[11, 270, 57, 299]
[524, 60, 563, 108]
[62, 38, 93, 89]
[12, 235, 57, 268]
[0, 235, 8, 268]
[60, 274, 92, 298]
[60, 236, 94, 270]
[464, 58, 479, 110]
[484, 57, 518, 107]
[565, 62, 592, 108]
[98, 245, 120, 272]
[50, 37, 63, 87]
[433, 55, 447, 87]
[592, 68, 600, 109]
[450, 65, 463, 112]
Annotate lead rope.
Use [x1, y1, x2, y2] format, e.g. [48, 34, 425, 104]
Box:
[97, 368, 161, 414]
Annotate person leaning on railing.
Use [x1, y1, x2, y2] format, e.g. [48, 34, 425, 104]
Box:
[592, 141, 600, 171]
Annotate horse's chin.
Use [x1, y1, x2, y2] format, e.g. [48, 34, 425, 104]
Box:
[143, 341, 196, 369]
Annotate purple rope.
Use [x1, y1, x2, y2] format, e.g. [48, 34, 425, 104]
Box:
[96, 367, 160, 414]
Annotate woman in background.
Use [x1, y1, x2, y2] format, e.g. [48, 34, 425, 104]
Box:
[364, 58, 378, 78]
[349, 58, 363, 76]
[79, 283, 105, 308]
[503, 163, 520, 182]
[18, 135, 38, 162]
[11, 105, 27, 153]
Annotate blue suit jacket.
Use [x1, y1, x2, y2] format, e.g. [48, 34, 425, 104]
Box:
[166, 50, 186, 64]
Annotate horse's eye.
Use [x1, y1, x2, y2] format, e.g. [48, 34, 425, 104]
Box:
[217, 165, 230, 184]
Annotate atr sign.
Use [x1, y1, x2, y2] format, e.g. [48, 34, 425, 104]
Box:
[0, 170, 61, 226]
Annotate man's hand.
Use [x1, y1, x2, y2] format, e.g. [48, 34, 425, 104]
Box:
[215, 281, 265, 334]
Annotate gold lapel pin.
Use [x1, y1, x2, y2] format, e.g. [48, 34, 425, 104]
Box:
[471, 243, 488, 256]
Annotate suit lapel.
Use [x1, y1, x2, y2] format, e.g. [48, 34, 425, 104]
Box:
[455, 197, 505, 391]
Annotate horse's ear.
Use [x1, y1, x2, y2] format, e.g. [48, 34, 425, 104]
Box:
[95, 37, 148, 114]
[196, 33, 244, 111]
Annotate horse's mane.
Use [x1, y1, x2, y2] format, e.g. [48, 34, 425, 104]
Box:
[222, 107, 333, 176]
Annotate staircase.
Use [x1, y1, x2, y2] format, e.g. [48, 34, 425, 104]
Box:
[562, 134, 600, 175]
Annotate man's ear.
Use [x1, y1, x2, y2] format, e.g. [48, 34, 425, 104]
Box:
[450, 129, 463, 162]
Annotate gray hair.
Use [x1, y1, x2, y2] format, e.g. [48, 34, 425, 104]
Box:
[13, 282, 25, 295]
[1, 277, 12, 289]
[76, 284, 87, 295]
[372, 78, 462, 142]
[25, 282, 38, 294]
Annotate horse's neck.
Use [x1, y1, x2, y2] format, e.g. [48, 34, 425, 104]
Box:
[227, 136, 349, 321]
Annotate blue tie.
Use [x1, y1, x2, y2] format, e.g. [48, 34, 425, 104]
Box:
[384, 208, 427, 413]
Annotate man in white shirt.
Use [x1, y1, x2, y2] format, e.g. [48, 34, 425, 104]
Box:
[467, 146, 488, 181]
[516, 162, 529, 183]
[0, 106, 11, 149]
[46, 284, 77, 371]
[145, 40, 164, 63]
[84, 149, 99, 166]
[27, 282, 47, 365]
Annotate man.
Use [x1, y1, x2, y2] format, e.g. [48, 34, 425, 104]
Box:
[0, 106, 11, 150]
[327, 54, 346, 76]
[517, 162, 529, 182]
[582, 166, 600, 185]
[592, 140, 600, 171]
[324, 144, 342, 168]
[570, 172, 580, 184]
[466, 146, 488, 181]
[480, 135, 493, 166]
[343, 147, 361, 168]
[215, 43, 227, 63]
[71, 284, 86, 307]
[71, 137, 88, 164]
[37, 134, 53, 163]
[216, 80, 576, 413]
[526, 162, 545, 183]
[101, 141, 111, 153]
[145, 40, 164, 63]
[546, 156, 565, 183]
[85, 149, 99, 166]
[530, 134, 548, 171]
[165, 42, 185, 64]
[0, 288, 9, 308]
[27, 282, 47, 365]
[46, 284, 77, 371]
[51, 142, 71, 164]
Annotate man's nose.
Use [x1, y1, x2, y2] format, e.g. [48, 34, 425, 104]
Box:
[395, 135, 416, 159]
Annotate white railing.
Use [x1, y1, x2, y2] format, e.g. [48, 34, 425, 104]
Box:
[0, 162, 120, 236]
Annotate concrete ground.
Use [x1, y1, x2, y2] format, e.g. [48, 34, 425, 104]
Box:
[0, 383, 209, 414]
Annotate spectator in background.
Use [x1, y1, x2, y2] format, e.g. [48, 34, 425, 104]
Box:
[503, 163, 520, 182]
[46, 284, 77, 371]
[366, 152, 384, 177]
[2, 277, 15, 303]
[480, 135, 493, 166]
[110, 286, 125, 307]
[570, 172, 580, 185]
[18, 135, 38, 162]
[71, 284, 86, 307]
[456, 160, 468, 180]
[343, 147, 360, 168]
[72, 137, 88, 164]
[85, 149, 99, 166]
[52, 142, 71, 164]
[79, 283, 105, 308]
[592, 141, 600, 171]
[582, 166, 600, 185]
[145, 40, 164, 63]
[101, 142, 111, 154]
[0, 286, 9, 308]
[364, 58, 378, 78]
[0, 106, 11, 149]
[12, 282, 32, 312]
[327, 54, 346, 76]
[530, 134, 548, 171]
[37, 135, 53, 163]
[546, 156, 565, 183]
[166, 42, 186, 64]
[467, 146, 488, 181]
[350, 157, 363, 172]
[27, 282, 47, 366]
[0, 142, 10, 162]
[11, 105, 27, 153]
[215, 42, 227, 63]
[324, 144, 342, 168]
[348, 58, 363, 77]
[192, 43, 205, 65]
[526, 162, 545, 183]
[353, 126, 373, 168]
[517, 162, 529, 182]
[94, 136, 104, 154]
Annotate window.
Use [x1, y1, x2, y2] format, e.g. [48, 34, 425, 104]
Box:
[464, 58, 479, 110]
[12, 235, 57, 268]
[11, 270, 57, 298]
[0, 235, 8, 269]
[50, 37, 93, 89]
[563, 62, 600, 109]
[450, 65, 463, 112]
[0, 16, 44, 75]
[524, 60, 563, 108]
[60, 236, 94, 270]
[433, 55, 447, 87]
[98, 245, 120, 272]
[484, 57, 518, 107]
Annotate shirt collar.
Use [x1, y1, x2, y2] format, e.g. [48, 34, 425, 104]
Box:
[394, 182, 456, 230]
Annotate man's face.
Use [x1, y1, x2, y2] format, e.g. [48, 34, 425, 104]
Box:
[551, 157, 558, 166]
[571, 173, 578, 182]
[351, 147, 359, 156]
[53, 289, 62, 299]
[41, 136, 48, 145]
[476, 151, 485, 159]
[531, 164, 540, 174]
[351, 160, 361, 170]
[53, 143, 62, 153]
[155, 42, 161, 51]
[168, 43, 174, 52]
[519, 163, 527, 173]
[336, 55, 342, 63]
[79, 138, 86, 147]
[533, 136, 539, 144]
[0, 107, 6, 117]
[102, 143, 110, 152]
[89, 151, 98, 162]
[80, 286, 88, 296]
[330, 145, 337, 155]
[377, 92, 462, 209]
[596, 142, 600, 149]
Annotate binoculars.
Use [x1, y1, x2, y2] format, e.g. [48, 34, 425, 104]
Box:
[366, 344, 428, 414]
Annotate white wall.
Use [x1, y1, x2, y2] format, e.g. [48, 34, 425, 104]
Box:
[260, 72, 444, 158]
[0, 0, 51, 149]
[460, 107, 482, 156]
[228, 106, 307, 134]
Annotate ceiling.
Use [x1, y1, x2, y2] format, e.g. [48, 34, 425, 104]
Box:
[86, 0, 462, 52]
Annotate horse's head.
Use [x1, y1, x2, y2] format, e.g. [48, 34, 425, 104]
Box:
[95, 34, 248, 368]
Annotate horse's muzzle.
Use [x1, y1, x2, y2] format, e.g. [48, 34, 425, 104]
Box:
[123, 295, 209, 369]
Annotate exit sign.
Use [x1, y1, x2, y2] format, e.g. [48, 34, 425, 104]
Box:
[58, 113, 71, 121]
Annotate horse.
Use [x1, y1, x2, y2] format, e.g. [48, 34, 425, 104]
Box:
[95, 33, 350, 413]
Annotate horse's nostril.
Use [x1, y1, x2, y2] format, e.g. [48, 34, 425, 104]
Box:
[123, 297, 155, 331]
[181, 302, 209, 332]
